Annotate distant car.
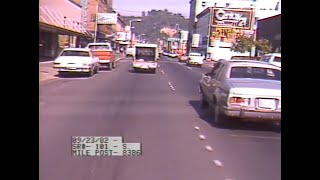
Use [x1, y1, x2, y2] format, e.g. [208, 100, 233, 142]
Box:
[261, 53, 281, 67]
[187, 53, 204, 67]
[168, 52, 178, 58]
[126, 46, 135, 57]
[199, 60, 281, 126]
[162, 51, 169, 56]
[53, 48, 99, 77]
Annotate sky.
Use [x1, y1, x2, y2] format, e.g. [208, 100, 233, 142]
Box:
[113, 0, 191, 18]
[113, 0, 281, 18]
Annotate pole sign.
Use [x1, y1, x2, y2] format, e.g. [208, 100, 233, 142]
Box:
[81, 0, 88, 31]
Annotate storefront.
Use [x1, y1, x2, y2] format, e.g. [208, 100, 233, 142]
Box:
[39, 22, 92, 60]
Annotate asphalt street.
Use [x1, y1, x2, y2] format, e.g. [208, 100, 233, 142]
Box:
[39, 55, 281, 180]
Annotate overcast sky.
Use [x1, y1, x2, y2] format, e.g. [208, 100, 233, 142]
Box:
[113, 0, 191, 18]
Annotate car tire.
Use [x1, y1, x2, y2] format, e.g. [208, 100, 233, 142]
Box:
[200, 93, 209, 109]
[94, 65, 99, 74]
[213, 105, 227, 126]
[87, 68, 93, 77]
[112, 62, 116, 69]
[108, 64, 112, 70]
[58, 72, 66, 77]
[152, 69, 156, 74]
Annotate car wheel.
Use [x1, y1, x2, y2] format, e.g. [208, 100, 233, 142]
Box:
[152, 69, 156, 74]
[94, 65, 99, 74]
[88, 68, 93, 77]
[108, 64, 112, 70]
[112, 62, 116, 69]
[213, 105, 227, 126]
[58, 72, 66, 77]
[200, 93, 209, 109]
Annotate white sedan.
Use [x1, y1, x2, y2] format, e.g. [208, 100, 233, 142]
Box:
[187, 53, 204, 67]
[53, 48, 100, 77]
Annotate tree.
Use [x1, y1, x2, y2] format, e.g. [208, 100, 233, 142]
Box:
[232, 36, 272, 55]
[231, 35, 255, 53]
[255, 39, 272, 54]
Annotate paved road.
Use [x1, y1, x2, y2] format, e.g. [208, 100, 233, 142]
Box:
[40, 56, 281, 180]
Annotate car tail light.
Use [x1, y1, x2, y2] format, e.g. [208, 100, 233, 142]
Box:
[229, 97, 249, 106]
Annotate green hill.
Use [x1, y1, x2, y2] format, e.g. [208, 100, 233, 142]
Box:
[121, 9, 189, 43]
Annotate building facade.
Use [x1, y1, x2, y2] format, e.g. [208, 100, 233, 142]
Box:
[256, 14, 281, 53]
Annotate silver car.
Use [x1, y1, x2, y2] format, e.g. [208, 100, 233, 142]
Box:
[199, 60, 281, 126]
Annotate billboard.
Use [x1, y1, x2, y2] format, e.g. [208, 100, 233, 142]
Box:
[180, 31, 188, 41]
[212, 8, 254, 30]
[116, 32, 131, 41]
[97, 13, 118, 25]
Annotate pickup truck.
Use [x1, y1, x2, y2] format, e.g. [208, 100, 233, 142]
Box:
[86, 42, 115, 70]
[199, 60, 281, 126]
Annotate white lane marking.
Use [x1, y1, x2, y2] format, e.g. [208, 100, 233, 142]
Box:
[161, 70, 165, 74]
[213, 160, 223, 167]
[199, 134, 206, 140]
[194, 126, 200, 131]
[171, 88, 175, 91]
[205, 145, 213, 152]
[168, 82, 172, 87]
[201, 73, 206, 76]
[229, 134, 281, 140]
[39, 61, 54, 64]
[187, 67, 192, 70]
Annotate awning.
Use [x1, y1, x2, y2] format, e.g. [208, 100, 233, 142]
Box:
[40, 22, 92, 38]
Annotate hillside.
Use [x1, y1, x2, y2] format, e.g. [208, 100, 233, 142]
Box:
[121, 9, 189, 43]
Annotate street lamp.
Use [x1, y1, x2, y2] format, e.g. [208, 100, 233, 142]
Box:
[129, 19, 142, 44]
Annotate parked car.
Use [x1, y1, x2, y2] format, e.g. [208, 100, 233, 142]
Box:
[199, 60, 281, 126]
[261, 53, 281, 67]
[187, 53, 204, 67]
[162, 51, 169, 56]
[168, 52, 178, 58]
[53, 48, 99, 77]
[231, 56, 260, 60]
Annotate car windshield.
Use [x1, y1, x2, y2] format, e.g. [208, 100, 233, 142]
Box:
[60, 50, 90, 57]
[230, 67, 281, 81]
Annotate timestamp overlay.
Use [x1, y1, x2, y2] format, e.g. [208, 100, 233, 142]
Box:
[72, 136, 142, 156]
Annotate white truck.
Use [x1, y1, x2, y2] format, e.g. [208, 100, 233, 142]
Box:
[132, 44, 159, 73]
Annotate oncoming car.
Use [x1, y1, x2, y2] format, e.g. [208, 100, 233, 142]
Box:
[187, 52, 204, 67]
[53, 48, 99, 77]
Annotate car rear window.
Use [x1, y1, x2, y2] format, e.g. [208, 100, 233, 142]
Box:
[274, 56, 281, 62]
[230, 67, 281, 81]
[60, 50, 90, 57]
[88, 45, 111, 50]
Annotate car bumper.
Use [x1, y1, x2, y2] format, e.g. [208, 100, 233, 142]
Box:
[222, 106, 281, 122]
[54, 67, 91, 72]
[188, 62, 203, 65]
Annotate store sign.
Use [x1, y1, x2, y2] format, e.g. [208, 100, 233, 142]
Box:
[116, 32, 130, 41]
[180, 31, 188, 41]
[213, 8, 253, 29]
[81, 0, 88, 30]
[97, 13, 118, 25]
[192, 34, 200, 47]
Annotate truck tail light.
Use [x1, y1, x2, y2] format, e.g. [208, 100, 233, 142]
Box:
[229, 97, 249, 106]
